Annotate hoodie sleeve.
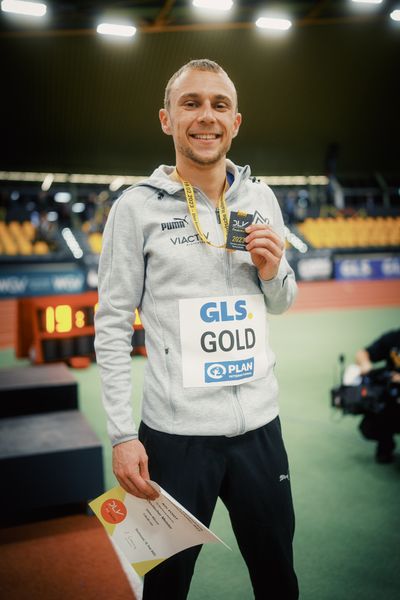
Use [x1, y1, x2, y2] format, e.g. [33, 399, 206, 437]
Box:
[259, 185, 298, 314]
[94, 191, 145, 446]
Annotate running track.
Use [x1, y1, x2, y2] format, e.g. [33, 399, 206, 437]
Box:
[291, 279, 400, 312]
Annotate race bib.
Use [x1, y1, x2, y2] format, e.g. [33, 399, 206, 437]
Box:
[179, 294, 268, 388]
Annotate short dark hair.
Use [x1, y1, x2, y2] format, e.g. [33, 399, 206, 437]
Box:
[163, 59, 238, 111]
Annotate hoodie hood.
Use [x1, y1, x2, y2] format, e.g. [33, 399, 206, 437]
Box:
[127, 159, 252, 200]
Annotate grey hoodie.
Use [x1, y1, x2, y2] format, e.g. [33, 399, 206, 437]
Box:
[94, 160, 297, 446]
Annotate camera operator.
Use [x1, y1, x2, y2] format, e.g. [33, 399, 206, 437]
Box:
[356, 328, 400, 463]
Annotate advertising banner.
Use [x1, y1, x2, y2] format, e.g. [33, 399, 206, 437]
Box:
[334, 255, 400, 281]
[0, 264, 86, 298]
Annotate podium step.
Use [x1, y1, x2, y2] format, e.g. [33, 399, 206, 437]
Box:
[0, 410, 104, 525]
[0, 362, 78, 418]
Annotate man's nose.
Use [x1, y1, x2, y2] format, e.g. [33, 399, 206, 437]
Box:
[197, 101, 215, 123]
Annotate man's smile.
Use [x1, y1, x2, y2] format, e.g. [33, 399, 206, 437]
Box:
[189, 133, 222, 140]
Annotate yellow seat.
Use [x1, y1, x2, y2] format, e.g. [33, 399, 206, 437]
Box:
[33, 241, 49, 254]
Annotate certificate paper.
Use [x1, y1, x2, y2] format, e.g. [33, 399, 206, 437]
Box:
[89, 482, 230, 577]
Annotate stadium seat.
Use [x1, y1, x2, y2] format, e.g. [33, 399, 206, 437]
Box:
[297, 216, 400, 249]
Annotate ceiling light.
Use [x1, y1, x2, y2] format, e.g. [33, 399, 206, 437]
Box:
[192, 0, 233, 11]
[255, 17, 292, 31]
[47, 211, 58, 222]
[96, 23, 136, 38]
[0, 171, 329, 187]
[41, 173, 53, 191]
[1, 1, 46, 17]
[350, 0, 383, 4]
[109, 176, 126, 192]
[62, 228, 83, 259]
[54, 192, 71, 204]
[390, 9, 400, 20]
[72, 202, 86, 214]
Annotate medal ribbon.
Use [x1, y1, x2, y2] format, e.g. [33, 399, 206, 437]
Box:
[176, 171, 229, 249]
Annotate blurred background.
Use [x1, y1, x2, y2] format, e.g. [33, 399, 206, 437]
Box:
[0, 2, 399, 600]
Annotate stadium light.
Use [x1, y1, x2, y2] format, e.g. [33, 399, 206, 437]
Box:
[72, 202, 86, 214]
[46, 211, 58, 222]
[62, 228, 83, 259]
[109, 176, 126, 192]
[390, 9, 400, 21]
[96, 23, 136, 38]
[0, 171, 329, 187]
[54, 192, 71, 204]
[255, 17, 292, 31]
[41, 173, 53, 191]
[192, 0, 233, 11]
[1, 1, 46, 17]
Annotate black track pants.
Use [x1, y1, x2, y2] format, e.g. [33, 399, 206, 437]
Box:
[139, 417, 299, 600]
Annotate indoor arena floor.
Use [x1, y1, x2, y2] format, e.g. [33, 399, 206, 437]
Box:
[0, 280, 399, 600]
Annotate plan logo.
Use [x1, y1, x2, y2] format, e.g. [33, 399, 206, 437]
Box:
[205, 363, 227, 381]
[161, 215, 189, 232]
[205, 358, 254, 383]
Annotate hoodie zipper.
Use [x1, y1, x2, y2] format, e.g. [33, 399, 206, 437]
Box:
[197, 189, 246, 436]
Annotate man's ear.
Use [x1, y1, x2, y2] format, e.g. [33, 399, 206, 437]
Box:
[159, 109, 172, 136]
[232, 112, 242, 139]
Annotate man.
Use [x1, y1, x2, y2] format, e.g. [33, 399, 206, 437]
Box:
[356, 328, 400, 463]
[95, 59, 299, 599]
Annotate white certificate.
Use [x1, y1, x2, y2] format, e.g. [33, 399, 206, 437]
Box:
[89, 482, 230, 577]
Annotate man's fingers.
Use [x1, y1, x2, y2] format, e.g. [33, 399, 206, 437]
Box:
[129, 472, 159, 500]
[115, 474, 148, 499]
[245, 226, 284, 250]
[246, 237, 283, 258]
[249, 247, 280, 264]
[139, 458, 151, 482]
[116, 471, 158, 500]
[112, 438, 158, 500]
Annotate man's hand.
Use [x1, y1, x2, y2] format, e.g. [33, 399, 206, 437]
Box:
[391, 371, 400, 383]
[245, 224, 284, 282]
[355, 349, 373, 375]
[112, 439, 159, 500]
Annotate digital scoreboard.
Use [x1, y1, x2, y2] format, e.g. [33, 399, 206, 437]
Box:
[16, 291, 145, 367]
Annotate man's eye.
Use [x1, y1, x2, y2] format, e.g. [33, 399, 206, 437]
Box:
[184, 101, 197, 108]
[216, 103, 228, 110]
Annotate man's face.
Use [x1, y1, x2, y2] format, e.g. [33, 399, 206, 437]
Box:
[159, 69, 242, 168]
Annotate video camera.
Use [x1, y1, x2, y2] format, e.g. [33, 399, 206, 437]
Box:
[330, 355, 400, 415]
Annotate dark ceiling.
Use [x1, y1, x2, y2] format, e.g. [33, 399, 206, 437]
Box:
[1, 1, 399, 177]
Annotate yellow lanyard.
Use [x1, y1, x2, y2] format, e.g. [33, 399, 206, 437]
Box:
[176, 171, 229, 249]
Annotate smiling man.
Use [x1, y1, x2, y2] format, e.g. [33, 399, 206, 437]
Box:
[95, 59, 299, 599]
[160, 66, 240, 168]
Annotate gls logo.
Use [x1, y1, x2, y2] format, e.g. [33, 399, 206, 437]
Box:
[200, 299, 248, 323]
